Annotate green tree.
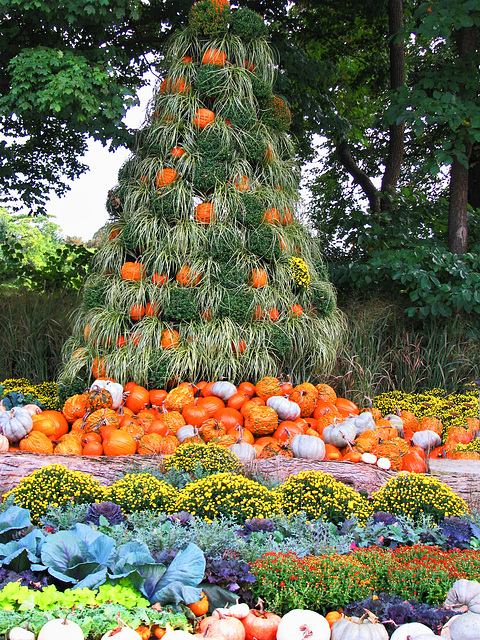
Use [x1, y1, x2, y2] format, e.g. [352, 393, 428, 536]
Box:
[59, 2, 345, 388]
[0, 0, 193, 215]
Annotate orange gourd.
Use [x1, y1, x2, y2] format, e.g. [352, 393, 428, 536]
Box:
[202, 48, 227, 66]
[249, 268, 268, 288]
[176, 265, 201, 287]
[125, 385, 150, 413]
[263, 207, 280, 224]
[19, 431, 54, 454]
[155, 168, 178, 189]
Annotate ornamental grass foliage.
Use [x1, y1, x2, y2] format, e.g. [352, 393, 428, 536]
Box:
[162, 442, 241, 476]
[275, 470, 373, 525]
[58, 0, 345, 389]
[372, 473, 468, 523]
[106, 473, 178, 515]
[4, 464, 106, 524]
[176, 472, 280, 523]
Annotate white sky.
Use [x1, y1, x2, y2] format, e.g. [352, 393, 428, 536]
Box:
[46, 82, 155, 241]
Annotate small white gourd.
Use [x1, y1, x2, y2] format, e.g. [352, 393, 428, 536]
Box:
[276, 609, 331, 640]
[376, 457, 391, 470]
[37, 616, 84, 640]
[390, 622, 436, 640]
[362, 452, 377, 464]
[8, 627, 35, 640]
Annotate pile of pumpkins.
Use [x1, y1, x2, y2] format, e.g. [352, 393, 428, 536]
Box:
[8, 578, 480, 639]
[0, 376, 450, 472]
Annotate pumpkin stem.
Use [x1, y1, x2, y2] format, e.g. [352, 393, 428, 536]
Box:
[255, 597, 265, 613]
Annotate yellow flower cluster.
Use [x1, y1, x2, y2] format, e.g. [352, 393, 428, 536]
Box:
[106, 473, 178, 515]
[290, 257, 310, 290]
[275, 470, 372, 525]
[5, 464, 106, 524]
[163, 443, 241, 476]
[372, 473, 468, 522]
[177, 473, 280, 523]
[0, 378, 60, 410]
[373, 387, 479, 432]
[456, 440, 480, 452]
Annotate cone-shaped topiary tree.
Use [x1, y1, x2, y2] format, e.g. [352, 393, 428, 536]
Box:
[58, 0, 345, 392]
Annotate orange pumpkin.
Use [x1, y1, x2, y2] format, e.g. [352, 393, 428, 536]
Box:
[291, 304, 303, 316]
[176, 265, 201, 287]
[188, 591, 209, 617]
[103, 430, 137, 456]
[281, 207, 293, 225]
[244, 406, 278, 436]
[31, 416, 56, 438]
[130, 304, 145, 321]
[193, 108, 215, 128]
[263, 207, 280, 225]
[213, 407, 244, 430]
[161, 328, 180, 349]
[255, 377, 282, 401]
[160, 77, 188, 93]
[249, 268, 268, 288]
[171, 147, 184, 157]
[200, 418, 227, 442]
[237, 381, 256, 398]
[335, 397, 360, 417]
[121, 261, 146, 281]
[202, 48, 227, 66]
[195, 202, 214, 224]
[125, 385, 150, 413]
[152, 273, 168, 286]
[155, 168, 178, 189]
[182, 404, 211, 428]
[83, 441, 104, 456]
[197, 395, 226, 417]
[316, 384, 337, 403]
[324, 443, 342, 460]
[149, 389, 168, 406]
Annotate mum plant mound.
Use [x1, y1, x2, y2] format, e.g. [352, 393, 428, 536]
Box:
[58, 0, 344, 389]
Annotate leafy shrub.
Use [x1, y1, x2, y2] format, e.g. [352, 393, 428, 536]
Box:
[5, 464, 106, 524]
[189, 0, 230, 37]
[230, 8, 268, 39]
[106, 473, 178, 515]
[276, 471, 373, 524]
[163, 443, 241, 477]
[372, 474, 468, 523]
[177, 473, 280, 522]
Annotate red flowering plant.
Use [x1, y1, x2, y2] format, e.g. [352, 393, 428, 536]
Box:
[250, 551, 373, 614]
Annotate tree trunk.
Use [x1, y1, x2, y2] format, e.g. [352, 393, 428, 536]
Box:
[336, 141, 381, 213]
[380, 0, 405, 209]
[336, 0, 405, 215]
[448, 25, 477, 254]
[468, 143, 480, 211]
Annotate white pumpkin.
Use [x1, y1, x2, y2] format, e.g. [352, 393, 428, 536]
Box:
[228, 441, 257, 463]
[351, 412, 376, 434]
[176, 425, 198, 443]
[8, 627, 35, 640]
[227, 602, 250, 619]
[276, 609, 331, 640]
[291, 434, 325, 460]
[415, 635, 441, 639]
[412, 430, 441, 450]
[266, 396, 301, 421]
[362, 452, 377, 464]
[322, 420, 357, 448]
[390, 622, 436, 640]
[90, 379, 124, 410]
[21, 404, 42, 416]
[384, 413, 404, 435]
[211, 381, 237, 401]
[443, 611, 480, 640]
[0, 407, 33, 442]
[445, 579, 480, 614]
[37, 617, 84, 640]
[331, 615, 388, 639]
[101, 624, 143, 639]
